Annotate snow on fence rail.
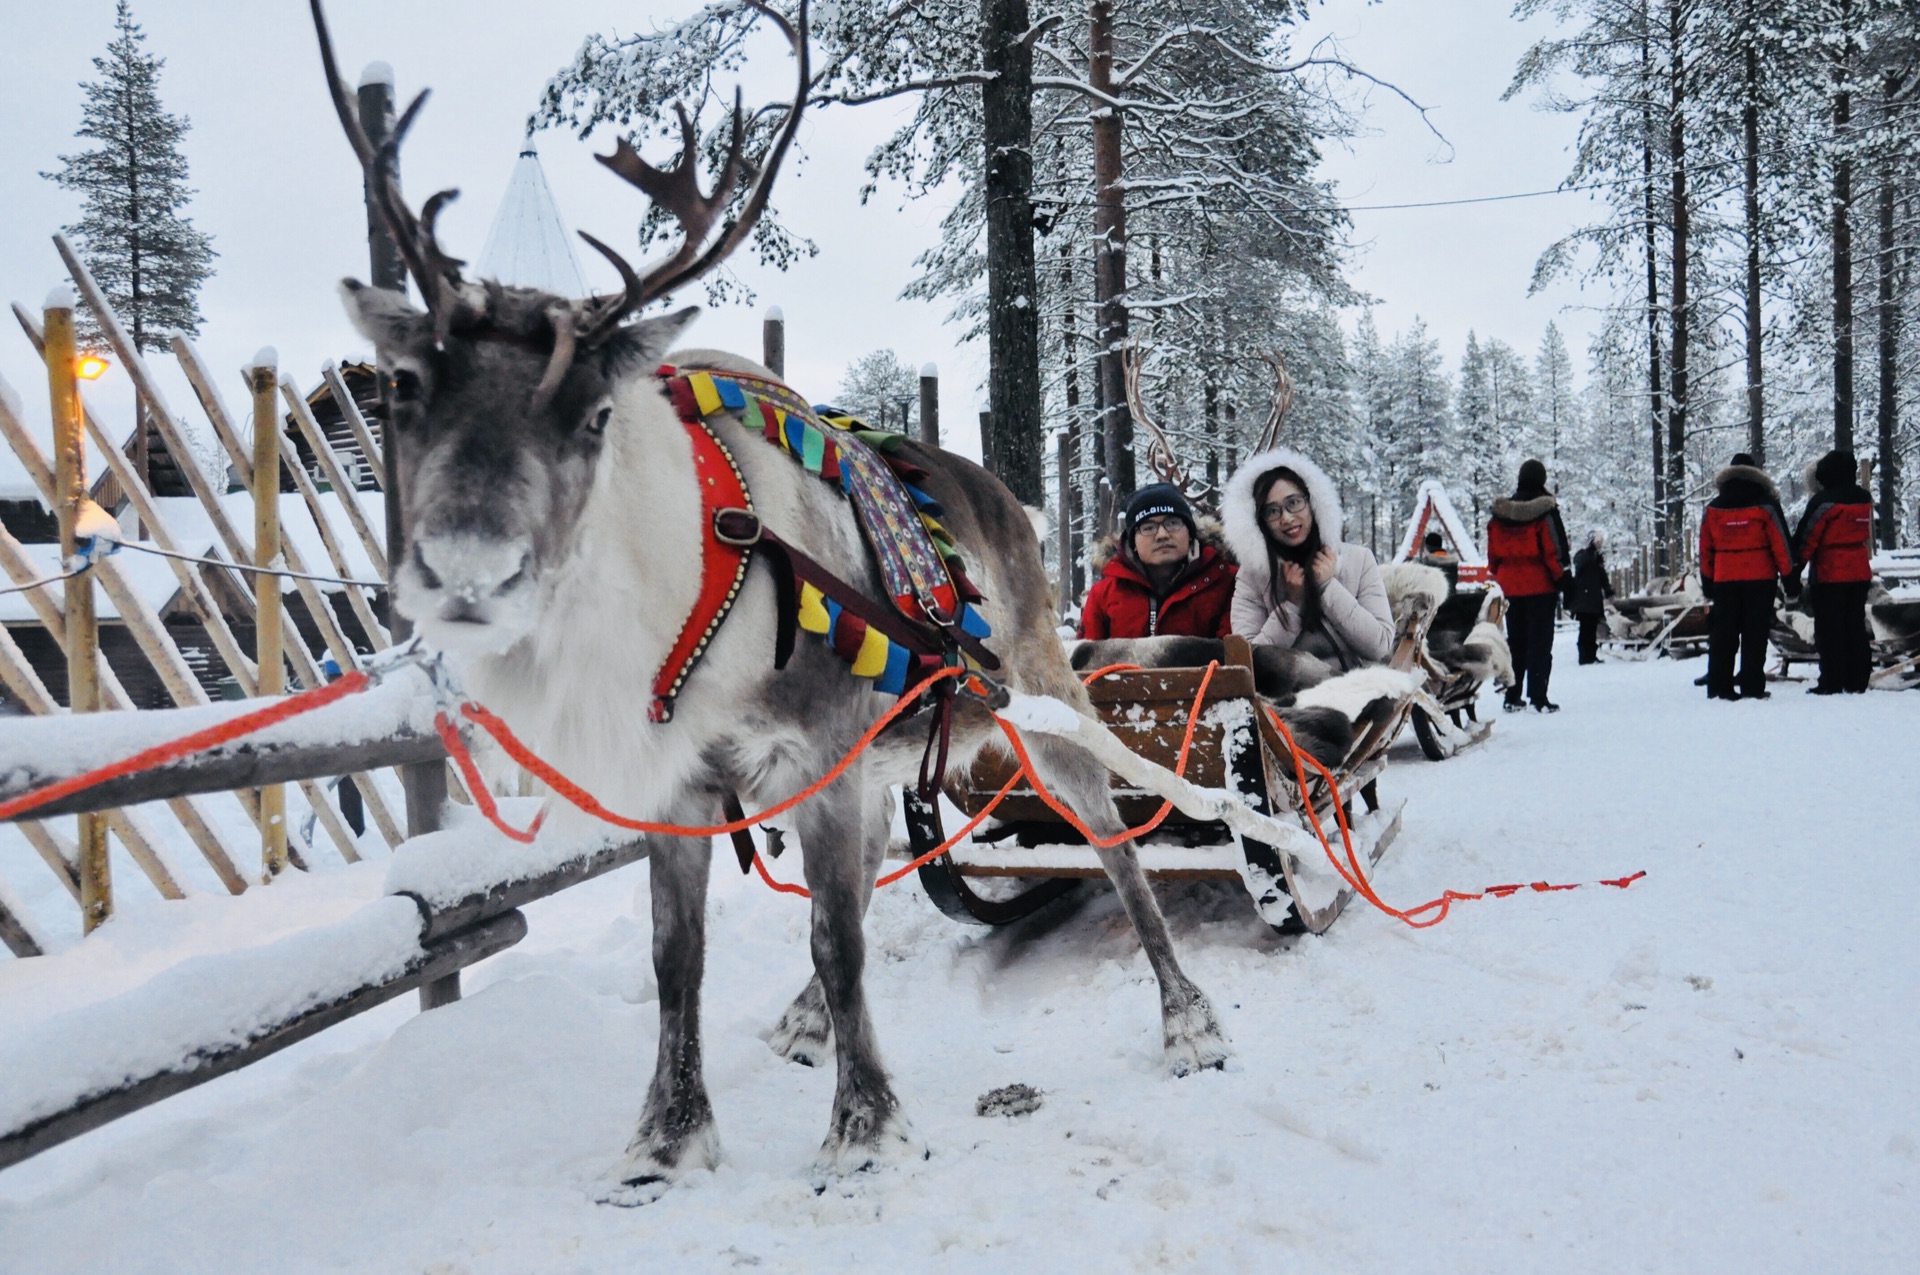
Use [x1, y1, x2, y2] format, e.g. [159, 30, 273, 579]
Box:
[0, 802, 654, 1171]
[0, 237, 423, 955]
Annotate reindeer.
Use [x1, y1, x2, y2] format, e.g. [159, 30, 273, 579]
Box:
[311, 0, 1227, 1202]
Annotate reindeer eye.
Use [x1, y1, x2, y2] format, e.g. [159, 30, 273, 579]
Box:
[587, 405, 613, 435]
[390, 369, 423, 403]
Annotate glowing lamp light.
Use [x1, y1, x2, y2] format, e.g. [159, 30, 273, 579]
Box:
[75, 354, 109, 381]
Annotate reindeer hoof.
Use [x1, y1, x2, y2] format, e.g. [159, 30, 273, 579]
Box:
[597, 1174, 673, 1208]
[767, 981, 833, 1067]
[599, 1123, 720, 1206]
[1163, 992, 1233, 1077]
[809, 1110, 923, 1188]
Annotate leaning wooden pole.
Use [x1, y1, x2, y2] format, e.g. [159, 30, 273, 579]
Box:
[46, 287, 110, 932]
[250, 352, 288, 879]
[356, 60, 453, 1005]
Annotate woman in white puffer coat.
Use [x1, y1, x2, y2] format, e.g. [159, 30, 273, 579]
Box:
[1222, 447, 1394, 669]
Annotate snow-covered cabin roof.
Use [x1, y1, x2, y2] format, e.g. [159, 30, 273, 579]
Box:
[475, 142, 586, 298]
[1395, 480, 1487, 566]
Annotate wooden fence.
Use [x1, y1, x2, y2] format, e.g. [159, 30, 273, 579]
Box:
[0, 237, 422, 955]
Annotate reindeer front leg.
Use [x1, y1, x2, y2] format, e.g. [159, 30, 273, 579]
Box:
[795, 764, 919, 1178]
[1022, 732, 1233, 1076]
[602, 832, 720, 1206]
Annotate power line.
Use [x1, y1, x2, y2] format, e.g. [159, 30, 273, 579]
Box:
[1345, 182, 1613, 211]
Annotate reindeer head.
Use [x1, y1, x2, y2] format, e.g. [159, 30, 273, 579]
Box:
[309, 0, 806, 654]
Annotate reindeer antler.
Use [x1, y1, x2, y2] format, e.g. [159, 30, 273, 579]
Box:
[309, 0, 480, 341]
[312, 0, 810, 396]
[576, 0, 810, 347]
[1122, 345, 1210, 505]
[1253, 350, 1294, 455]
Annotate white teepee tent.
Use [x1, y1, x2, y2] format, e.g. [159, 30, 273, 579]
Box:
[476, 140, 587, 298]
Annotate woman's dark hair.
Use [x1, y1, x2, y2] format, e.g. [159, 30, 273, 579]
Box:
[1514, 458, 1549, 499]
[1253, 467, 1325, 634]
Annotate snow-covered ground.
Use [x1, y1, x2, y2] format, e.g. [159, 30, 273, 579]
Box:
[2, 633, 1916, 1272]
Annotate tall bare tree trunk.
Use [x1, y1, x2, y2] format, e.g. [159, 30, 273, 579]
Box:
[1742, 0, 1765, 464]
[1832, 0, 1856, 453]
[980, 0, 1043, 504]
[1665, 0, 1689, 569]
[1088, 0, 1134, 497]
[1060, 238, 1086, 596]
[1642, 13, 1669, 571]
[1878, 158, 1900, 547]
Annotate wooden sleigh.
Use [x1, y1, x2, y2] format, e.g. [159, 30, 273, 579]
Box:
[906, 624, 1425, 937]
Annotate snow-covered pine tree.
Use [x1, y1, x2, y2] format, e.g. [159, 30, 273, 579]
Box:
[1482, 337, 1537, 498]
[1536, 322, 1580, 476]
[1455, 333, 1496, 524]
[44, 0, 215, 356]
[833, 349, 920, 433]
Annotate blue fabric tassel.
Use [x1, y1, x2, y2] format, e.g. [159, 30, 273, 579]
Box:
[875, 643, 912, 694]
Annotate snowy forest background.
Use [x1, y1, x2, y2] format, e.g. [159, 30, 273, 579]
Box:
[547, 0, 1919, 599]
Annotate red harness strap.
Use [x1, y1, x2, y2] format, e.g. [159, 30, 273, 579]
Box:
[650, 414, 756, 723]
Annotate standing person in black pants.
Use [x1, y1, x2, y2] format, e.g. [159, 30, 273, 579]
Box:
[1790, 450, 1876, 694]
[1487, 459, 1572, 712]
[1568, 530, 1614, 665]
[1698, 453, 1792, 700]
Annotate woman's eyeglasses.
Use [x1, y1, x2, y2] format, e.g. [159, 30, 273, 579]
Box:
[1260, 494, 1310, 523]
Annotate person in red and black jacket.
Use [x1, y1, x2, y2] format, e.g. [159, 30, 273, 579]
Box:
[1698, 453, 1792, 700]
[1487, 458, 1572, 712]
[1078, 483, 1236, 640]
[1790, 450, 1875, 694]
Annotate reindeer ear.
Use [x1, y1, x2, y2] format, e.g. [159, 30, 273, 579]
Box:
[600, 305, 701, 372]
[339, 279, 430, 350]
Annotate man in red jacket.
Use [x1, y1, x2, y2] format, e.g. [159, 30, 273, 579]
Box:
[1078, 483, 1236, 640]
[1487, 458, 1572, 712]
[1790, 450, 1875, 694]
[1698, 453, 1792, 700]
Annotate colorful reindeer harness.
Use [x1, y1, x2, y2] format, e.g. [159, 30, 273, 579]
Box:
[647, 363, 998, 731]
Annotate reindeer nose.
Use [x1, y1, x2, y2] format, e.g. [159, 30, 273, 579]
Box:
[411, 535, 534, 615]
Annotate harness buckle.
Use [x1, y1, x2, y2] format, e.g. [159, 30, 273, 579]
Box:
[712, 507, 763, 546]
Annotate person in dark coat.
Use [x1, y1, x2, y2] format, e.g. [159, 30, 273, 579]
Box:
[1077, 483, 1236, 640]
[1790, 450, 1875, 694]
[1698, 452, 1792, 700]
[1568, 529, 1614, 665]
[1486, 458, 1572, 712]
[1417, 530, 1460, 590]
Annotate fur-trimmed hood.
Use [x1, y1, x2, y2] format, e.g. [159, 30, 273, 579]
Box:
[1490, 494, 1559, 523]
[1713, 463, 1781, 504]
[1221, 446, 1346, 567]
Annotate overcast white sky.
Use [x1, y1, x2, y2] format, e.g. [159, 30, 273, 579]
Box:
[0, 0, 1601, 464]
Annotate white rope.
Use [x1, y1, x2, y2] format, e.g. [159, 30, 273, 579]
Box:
[0, 564, 90, 597]
[116, 541, 387, 591]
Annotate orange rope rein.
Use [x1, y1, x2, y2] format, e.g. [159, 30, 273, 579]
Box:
[2, 645, 1642, 924]
[0, 671, 372, 825]
[988, 661, 1217, 850]
[1261, 702, 1643, 927]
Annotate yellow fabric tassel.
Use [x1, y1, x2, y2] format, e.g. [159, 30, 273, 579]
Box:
[850, 624, 891, 677]
[797, 583, 831, 634]
[689, 372, 723, 416]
